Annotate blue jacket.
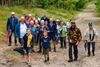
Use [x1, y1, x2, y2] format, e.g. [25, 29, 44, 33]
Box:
[41, 36, 50, 49]
[15, 22, 29, 38]
[6, 16, 19, 31]
[48, 23, 57, 36]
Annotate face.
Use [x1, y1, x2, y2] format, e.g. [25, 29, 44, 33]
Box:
[26, 29, 31, 35]
[71, 24, 76, 28]
[30, 21, 34, 26]
[43, 31, 48, 37]
[20, 19, 25, 24]
[41, 21, 44, 26]
[89, 25, 93, 30]
[11, 14, 15, 17]
[45, 21, 48, 25]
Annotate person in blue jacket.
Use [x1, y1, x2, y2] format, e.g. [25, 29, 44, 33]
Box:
[6, 12, 19, 46]
[48, 18, 57, 52]
[15, 16, 29, 46]
[41, 30, 50, 62]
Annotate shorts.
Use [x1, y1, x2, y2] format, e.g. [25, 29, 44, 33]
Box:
[49, 34, 56, 41]
[25, 47, 32, 54]
[43, 48, 49, 55]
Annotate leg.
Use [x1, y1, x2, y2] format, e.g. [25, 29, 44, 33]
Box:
[60, 37, 63, 48]
[92, 42, 95, 56]
[73, 44, 78, 61]
[8, 31, 12, 46]
[47, 49, 49, 61]
[64, 37, 67, 48]
[68, 43, 73, 62]
[14, 31, 17, 46]
[87, 42, 91, 56]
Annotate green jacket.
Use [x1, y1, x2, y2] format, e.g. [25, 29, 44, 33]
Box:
[59, 26, 67, 37]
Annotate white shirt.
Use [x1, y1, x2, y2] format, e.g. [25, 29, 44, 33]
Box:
[20, 23, 27, 38]
[84, 28, 98, 42]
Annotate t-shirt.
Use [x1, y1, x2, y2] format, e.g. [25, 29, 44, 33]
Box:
[41, 36, 50, 49]
[20, 23, 27, 38]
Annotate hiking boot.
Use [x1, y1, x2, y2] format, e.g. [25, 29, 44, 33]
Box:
[68, 59, 73, 62]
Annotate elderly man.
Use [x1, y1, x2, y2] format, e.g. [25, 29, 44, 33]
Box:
[6, 12, 19, 46]
[84, 23, 98, 56]
[67, 22, 82, 62]
[15, 16, 29, 46]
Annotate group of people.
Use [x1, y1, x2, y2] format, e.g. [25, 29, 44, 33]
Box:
[6, 12, 98, 65]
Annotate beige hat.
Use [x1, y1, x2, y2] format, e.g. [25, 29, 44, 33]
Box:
[28, 14, 32, 16]
[11, 12, 15, 14]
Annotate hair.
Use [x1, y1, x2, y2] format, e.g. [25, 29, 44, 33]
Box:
[26, 28, 31, 31]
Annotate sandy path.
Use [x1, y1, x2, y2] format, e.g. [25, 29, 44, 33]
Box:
[0, 3, 100, 67]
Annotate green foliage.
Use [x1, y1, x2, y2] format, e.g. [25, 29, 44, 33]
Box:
[95, 0, 100, 16]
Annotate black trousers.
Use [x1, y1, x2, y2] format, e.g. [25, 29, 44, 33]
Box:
[60, 37, 66, 48]
[69, 43, 78, 60]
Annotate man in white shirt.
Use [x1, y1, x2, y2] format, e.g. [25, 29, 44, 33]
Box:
[84, 22, 98, 56]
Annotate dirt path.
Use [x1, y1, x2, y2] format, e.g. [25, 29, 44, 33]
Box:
[0, 3, 100, 67]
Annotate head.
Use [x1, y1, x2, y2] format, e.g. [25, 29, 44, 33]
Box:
[49, 18, 53, 23]
[44, 20, 48, 25]
[28, 14, 32, 18]
[25, 15, 29, 20]
[35, 20, 39, 25]
[35, 15, 38, 19]
[30, 20, 34, 26]
[11, 12, 15, 17]
[71, 22, 76, 29]
[20, 16, 25, 24]
[43, 30, 48, 37]
[41, 20, 45, 26]
[56, 18, 60, 24]
[26, 28, 31, 35]
[60, 22, 64, 27]
[88, 22, 93, 30]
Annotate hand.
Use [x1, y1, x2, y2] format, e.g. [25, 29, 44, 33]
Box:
[76, 42, 79, 46]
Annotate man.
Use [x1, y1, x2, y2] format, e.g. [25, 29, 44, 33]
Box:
[6, 12, 19, 46]
[48, 18, 57, 52]
[15, 16, 29, 46]
[67, 22, 82, 62]
[84, 23, 98, 56]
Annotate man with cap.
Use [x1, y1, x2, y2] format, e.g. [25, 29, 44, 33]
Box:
[84, 22, 98, 56]
[67, 22, 82, 62]
[15, 16, 29, 46]
[6, 12, 19, 46]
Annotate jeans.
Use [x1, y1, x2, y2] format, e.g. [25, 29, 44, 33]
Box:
[87, 42, 95, 56]
[69, 43, 78, 60]
[9, 30, 17, 45]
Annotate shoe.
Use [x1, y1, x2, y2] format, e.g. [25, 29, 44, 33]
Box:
[73, 59, 78, 61]
[68, 59, 73, 62]
[37, 51, 41, 53]
[47, 57, 49, 61]
[8, 44, 11, 46]
[93, 53, 95, 56]
[44, 60, 47, 63]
